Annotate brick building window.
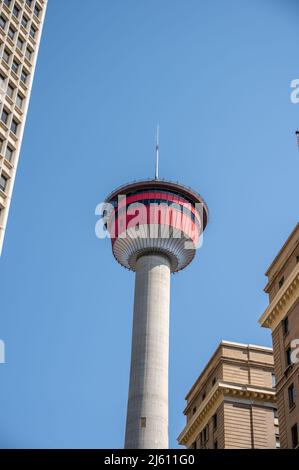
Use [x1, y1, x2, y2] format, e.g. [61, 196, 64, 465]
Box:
[213, 413, 217, 430]
[279, 276, 285, 289]
[282, 317, 289, 335]
[203, 424, 209, 442]
[291, 424, 298, 448]
[275, 434, 280, 448]
[286, 346, 292, 367]
[288, 384, 296, 409]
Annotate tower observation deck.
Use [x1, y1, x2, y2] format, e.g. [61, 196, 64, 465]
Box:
[105, 178, 208, 449]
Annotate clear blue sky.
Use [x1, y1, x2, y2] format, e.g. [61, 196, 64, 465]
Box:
[0, 0, 298, 449]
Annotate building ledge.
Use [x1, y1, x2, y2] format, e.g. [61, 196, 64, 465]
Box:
[178, 381, 276, 446]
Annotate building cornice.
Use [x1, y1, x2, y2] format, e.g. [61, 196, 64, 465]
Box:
[178, 381, 276, 447]
[184, 356, 274, 414]
[265, 223, 299, 281]
[259, 264, 299, 330]
[185, 342, 273, 404]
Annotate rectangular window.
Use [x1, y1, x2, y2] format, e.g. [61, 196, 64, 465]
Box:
[283, 317, 289, 335]
[3, 49, 10, 64]
[34, 5, 41, 18]
[214, 440, 218, 449]
[0, 173, 8, 192]
[13, 5, 20, 18]
[26, 0, 33, 7]
[16, 93, 23, 109]
[21, 16, 29, 29]
[21, 69, 28, 84]
[278, 276, 285, 289]
[286, 346, 292, 367]
[271, 373, 276, 387]
[5, 145, 13, 162]
[0, 138, 4, 153]
[276, 434, 280, 448]
[8, 27, 16, 40]
[203, 424, 209, 442]
[0, 73, 6, 89]
[199, 431, 203, 448]
[7, 83, 14, 98]
[291, 424, 298, 448]
[25, 47, 33, 61]
[288, 384, 296, 409]
[140, 417, 146, 428]
[1, 109, 9, 125]
[30, 25, 37, 39]
[4, 0, 12, 8]
[17, 36, 24, 51]
[12, 60, 19, 74]
[212, 413, 217, 430]
[0, 16, 7, 30]
[10, 119, 18, 135]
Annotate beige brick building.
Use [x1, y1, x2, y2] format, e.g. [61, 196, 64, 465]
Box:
[0, 0, 47, 255]
[259, 223, 299, 448]
[178, 341, 279, 449]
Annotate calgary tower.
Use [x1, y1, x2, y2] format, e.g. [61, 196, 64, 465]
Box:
[104, 136, 208, 448]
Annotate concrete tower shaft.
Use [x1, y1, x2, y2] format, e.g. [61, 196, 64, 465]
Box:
[125, 253, 170, 449]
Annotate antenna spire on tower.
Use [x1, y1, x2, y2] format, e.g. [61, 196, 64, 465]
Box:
[155, 125, 160, 180]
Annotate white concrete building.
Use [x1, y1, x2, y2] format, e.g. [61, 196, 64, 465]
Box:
[0, 0, 47, 255]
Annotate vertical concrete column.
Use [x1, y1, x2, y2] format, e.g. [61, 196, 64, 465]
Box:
[125, 253, 171, 449]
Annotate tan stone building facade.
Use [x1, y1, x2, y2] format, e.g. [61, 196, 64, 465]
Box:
[0, 0, 47, 254]
[259, 223, 299, 449]
[178, 341, 279, 449]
